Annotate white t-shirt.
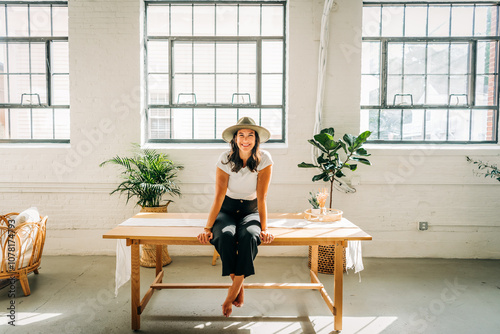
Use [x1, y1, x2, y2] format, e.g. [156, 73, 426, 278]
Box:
[216, 149, 273, 200]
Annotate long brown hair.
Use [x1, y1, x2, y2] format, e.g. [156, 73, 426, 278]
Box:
[223, 130, 261, 173]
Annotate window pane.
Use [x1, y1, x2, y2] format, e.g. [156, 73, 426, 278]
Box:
[380, 109, 401, 140]
[52, 74, 69, 105]
[361, 109, 380, 139]
[388, 43, 403, 75]
[428, 5, 450, 37]
[216, 74, 236, 103]
[0, 75, 7, 103]
[476, 74, 497, 106]
[9, 75, 30, 104]
[362, 6, 381, 37]
[427, 43, 448, 74]
[477, 42, 497, 74]
[216, 43, 237, 73]
[262, 41, 283, 74]
[147, 5, 169, 36]
[449, 75, 468, 101]
[451, 6, 473, 36]
[403, 75, 425, 104]
[450, 44, 469, 75]
[475, 6, 497, 36]
[51, 41, 68, 73]
[31, 43, 46, 74]
[54, 108, 69, 139]
[262, 5, 283, 36]
[471, 109, 495, 141]
[7, 5, 28, 37]
[173, 74, 193, 103]
[32, 74, 47, 104]
[149, 108, 171, 139]
[148, 74, 169, 104]
[261, 74, 282, 105]
[426, 75, 448, 104]
[172, 108, 192, 139]
[448, 109, 470, 141]
[387, 75, 402, 105]
[52, 6, 68, 37]
[194, 6, 214, 36]
[215, 108, 237, 138]
[381, 6, 404, 37]
[194, 74, 214, 103]
[8, 43, 30, 73]
[238, 74, 256, 103]
[29, 5, 51, 37]
[239, 5, 260, 36]
[216, 5, 237, 36]
[404, 6, 427, 37]
[173, 42, 192, 73]
[425, 109, 447, 140]
[171, 5, 192, 36]
[402, 109, 424, 140]
[193, 108, 215, 139]
[361, 74, 379, 105]
[9, 109, 31, 139]
[148, 41, 169, 73]
[0, 5, 5, 37]
[239, 43, 256, 73]
[404, 44, 425, 75]
[239, 109, 260, 123]
[261, 109, 282, 140]
[361, 42, 380, 74]
[32, 109, 52, 139]
[194, 43, 215, 73]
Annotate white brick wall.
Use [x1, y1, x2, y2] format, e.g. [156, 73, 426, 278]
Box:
[0, 0, 499, 259]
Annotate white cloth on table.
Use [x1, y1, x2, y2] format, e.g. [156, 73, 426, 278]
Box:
[114, 217, 364, 296]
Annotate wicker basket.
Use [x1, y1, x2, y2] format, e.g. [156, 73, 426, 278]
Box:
[140, 205, 172, 268]
[308, 245, 347, 275]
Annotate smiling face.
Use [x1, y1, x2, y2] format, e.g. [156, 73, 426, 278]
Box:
[235, 129, 256, 153]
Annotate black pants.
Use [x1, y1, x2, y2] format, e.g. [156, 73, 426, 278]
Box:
[210, 196, 262, 277]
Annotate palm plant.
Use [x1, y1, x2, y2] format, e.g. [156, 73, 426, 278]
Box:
[100, 144, 184, 207]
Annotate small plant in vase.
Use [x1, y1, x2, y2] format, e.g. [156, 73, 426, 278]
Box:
[308, 191, 320, 214]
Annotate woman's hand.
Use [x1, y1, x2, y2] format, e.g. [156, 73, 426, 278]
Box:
[197, 229, 213, 244]
[260, 230, 274, 244]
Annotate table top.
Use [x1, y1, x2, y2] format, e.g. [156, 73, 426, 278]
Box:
[102, 212, 372, 246]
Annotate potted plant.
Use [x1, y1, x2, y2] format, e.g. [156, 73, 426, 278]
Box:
[298, 127, 372, 274]
[308, 191, 321, 214]
[100, 144, 183, 267]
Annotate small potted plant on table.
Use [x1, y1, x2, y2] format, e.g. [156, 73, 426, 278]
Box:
[100, 144, 183, 267]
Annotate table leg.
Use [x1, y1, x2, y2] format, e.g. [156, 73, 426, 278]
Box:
[156, 245, 162, 282]
[310, 245, 319, 280]
[131, 240, 140, 330]
[333, 240, 346, 331]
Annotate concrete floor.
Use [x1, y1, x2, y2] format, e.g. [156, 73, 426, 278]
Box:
[0, 256, 499, 334]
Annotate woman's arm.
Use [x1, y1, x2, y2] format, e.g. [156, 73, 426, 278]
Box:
[256, 164, 274, 243]
[198, 167, 229, 244]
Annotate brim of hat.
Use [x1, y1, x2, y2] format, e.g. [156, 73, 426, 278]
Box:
[222, 124, 271, 143]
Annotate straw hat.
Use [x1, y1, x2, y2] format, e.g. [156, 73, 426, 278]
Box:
[222, 117, 271, 143]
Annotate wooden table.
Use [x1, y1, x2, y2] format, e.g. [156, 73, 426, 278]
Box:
[103, 212, 372, 332]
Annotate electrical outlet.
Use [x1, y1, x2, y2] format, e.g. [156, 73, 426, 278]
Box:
[418, 222, 428, 231]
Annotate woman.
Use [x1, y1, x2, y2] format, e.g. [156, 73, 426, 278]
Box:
[197, 117, 275, 317]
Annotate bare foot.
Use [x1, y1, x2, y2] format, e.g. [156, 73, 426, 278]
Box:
[222, 299, 233, 317]
[232, 286, 244, 307]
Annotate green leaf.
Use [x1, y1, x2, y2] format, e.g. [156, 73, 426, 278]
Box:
[298, 162, 318, 168]
[320, 127, 335, 137]
[335, 170, 346, 178]
[351, 157, 372, 165]
[355, 148, 371, 156]
[323, 174, 331, 181]
[308, 139, 327, 153]
[357, 130, 372, 141]
[348, 164, 358, 171]
[339, 141, 348, 154]
[317, 154, 328, 164]
[343, 134, 355, 147]
[312, 173, 327, 182]
[314, 133, 335, 150]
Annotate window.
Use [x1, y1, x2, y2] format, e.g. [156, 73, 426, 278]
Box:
[0, 1, 69, 143]
[361, 2, 499, 143]
[145, 1, 286, 143]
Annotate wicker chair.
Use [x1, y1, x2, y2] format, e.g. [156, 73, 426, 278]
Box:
[0, 212, 48, 296]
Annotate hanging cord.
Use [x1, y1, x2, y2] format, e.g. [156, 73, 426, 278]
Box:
[311, 1, 355, 194]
